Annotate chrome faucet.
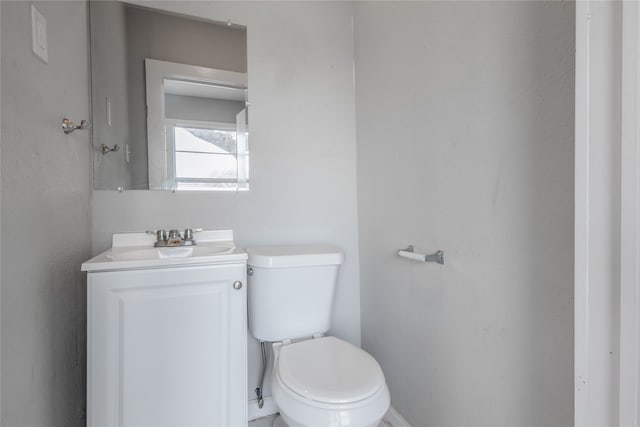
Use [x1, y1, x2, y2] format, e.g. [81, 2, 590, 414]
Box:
[147, 228, 200, 247]
[167, 229, 183, 246]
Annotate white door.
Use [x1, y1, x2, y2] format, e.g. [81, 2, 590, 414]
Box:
[88, 263, 247, 427]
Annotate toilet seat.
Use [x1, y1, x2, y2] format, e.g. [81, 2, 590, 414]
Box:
[277, 336, 385, 404]
[271, 337, 390, 427]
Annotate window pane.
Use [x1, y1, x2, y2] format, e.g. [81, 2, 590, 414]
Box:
[175, 152, 237, 179]
[174, 127, 236, 154]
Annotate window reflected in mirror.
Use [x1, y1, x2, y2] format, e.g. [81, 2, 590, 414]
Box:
[146, 60, 248, 191]
[169, 123, 248, 191]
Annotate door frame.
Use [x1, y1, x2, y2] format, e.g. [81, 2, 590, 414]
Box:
[619, 1, 640, 425]
[575, 2, 640, 425]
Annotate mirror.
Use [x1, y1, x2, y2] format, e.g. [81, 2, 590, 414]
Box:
[90, 2, 248, 191]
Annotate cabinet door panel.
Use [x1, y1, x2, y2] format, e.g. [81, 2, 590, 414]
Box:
[120, 282, 229, 427]
[88, 264, 247, 427]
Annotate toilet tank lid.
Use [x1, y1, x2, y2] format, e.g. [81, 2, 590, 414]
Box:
[246, 245, 344, 268]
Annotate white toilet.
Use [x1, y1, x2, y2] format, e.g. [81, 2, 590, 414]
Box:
[246, 245, 390, 427]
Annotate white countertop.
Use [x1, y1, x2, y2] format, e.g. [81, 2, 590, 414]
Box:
[81, 229, 247, 272]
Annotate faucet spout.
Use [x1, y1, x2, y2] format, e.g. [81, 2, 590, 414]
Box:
[166, 229, 183, 246]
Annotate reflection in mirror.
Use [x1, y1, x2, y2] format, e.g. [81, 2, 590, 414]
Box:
[90, 2, 248, 191]
[146, 59, 248, 191]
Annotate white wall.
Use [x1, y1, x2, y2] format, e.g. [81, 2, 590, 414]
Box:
[354, 2, 574, 426]
[1, 2, 91, 425]
[575, 2, 623, 426]
[91, 1, 359, 405]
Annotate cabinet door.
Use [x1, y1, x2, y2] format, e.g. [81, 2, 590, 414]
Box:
[88, 263, 247, 427]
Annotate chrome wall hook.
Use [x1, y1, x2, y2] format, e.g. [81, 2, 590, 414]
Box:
[100, 144, 120, 154]
[61, 117, 90, 134]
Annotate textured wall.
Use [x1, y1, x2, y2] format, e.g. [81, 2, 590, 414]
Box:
[91, 1, 360, 406]
[1, 2, 91, 425]
[354, 2, 574, 426]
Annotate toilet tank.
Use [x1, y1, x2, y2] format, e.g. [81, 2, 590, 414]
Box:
[246, 245, 344, 342]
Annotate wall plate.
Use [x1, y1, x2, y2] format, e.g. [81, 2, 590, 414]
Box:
[31, 5, 48, 63]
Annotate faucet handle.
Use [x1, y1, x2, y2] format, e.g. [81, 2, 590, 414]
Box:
[184, 228, 194, 240]
[158, 230, 168, 242]
[147, 229, 167, 241]
[183, 228, 202, 245]
[147, 229, 168, 247]
[184, 228, 204, 238]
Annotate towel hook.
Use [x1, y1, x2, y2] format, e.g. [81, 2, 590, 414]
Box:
[100, 143, 120, 154]
[61, 117, 90, 134]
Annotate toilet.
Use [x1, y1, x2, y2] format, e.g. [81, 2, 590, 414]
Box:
[246, 245, 390, 427]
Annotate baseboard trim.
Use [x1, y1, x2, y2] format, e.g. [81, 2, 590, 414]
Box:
[385, 406, 411, 427]
[248, 395, 278, 421]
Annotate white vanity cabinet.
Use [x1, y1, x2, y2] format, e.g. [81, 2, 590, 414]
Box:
[87, 261, 247, 427]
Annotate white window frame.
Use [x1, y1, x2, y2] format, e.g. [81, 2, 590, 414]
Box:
[145, 58, 247, 190]
[165, 118, 246, 191]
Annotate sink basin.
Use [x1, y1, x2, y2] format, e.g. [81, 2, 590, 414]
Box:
[107, 242, 235, 261]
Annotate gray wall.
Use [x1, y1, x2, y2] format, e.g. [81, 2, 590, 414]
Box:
[0, 2, 3, 414]
[354, 2, 574, 426]
[1, 1, 91, 426]
[92, 1, 360, 406]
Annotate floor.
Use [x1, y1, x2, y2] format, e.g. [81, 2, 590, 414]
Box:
[249, 414, 393, 427]
[249, 414, 278, 427]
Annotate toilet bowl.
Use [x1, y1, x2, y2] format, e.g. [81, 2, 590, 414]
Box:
[245, 245, 390, 427]
[270, 336, 390, 427]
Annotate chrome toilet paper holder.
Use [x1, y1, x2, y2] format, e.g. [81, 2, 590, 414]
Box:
[398, 245, 444, 265]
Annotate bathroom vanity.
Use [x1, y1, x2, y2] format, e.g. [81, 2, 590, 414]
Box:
[81, 230, 248, 427]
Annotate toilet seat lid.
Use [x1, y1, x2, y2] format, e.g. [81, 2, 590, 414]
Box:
[277, 336, 385, 404]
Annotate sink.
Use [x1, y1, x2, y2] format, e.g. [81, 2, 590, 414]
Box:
[81, 230, 245, 272]
[107, 242, 235, 261]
